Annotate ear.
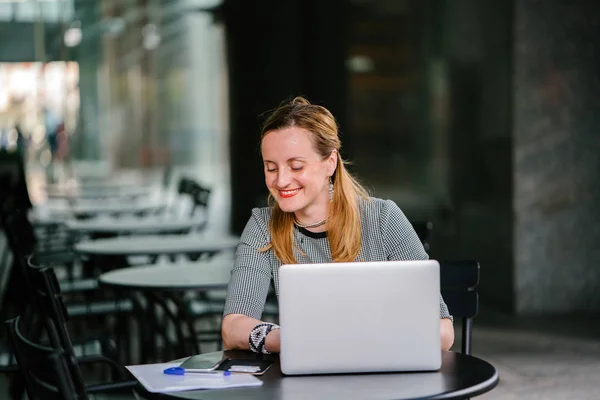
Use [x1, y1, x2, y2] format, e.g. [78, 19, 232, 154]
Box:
[327, 150, 338, 176]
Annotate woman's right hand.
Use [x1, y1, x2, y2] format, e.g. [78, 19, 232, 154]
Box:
[222, 313, 263, 350]
[264, 327, 281, 353]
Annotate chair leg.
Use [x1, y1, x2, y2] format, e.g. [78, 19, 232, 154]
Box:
[461, 318, 473, 356]
[462, 318, 473, 400]
[8, 375, 24, 400]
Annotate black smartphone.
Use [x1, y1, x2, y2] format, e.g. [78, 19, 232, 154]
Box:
[178, 353, 228, 372]
[216, 359, 274, 376]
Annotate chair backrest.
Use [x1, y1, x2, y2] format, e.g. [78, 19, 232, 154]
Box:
[439, 260, 479, 355]
[0, 227, 14, 314]
[5, 316, 85, 400]
[175, 177, 211, 219]
[0, 204, 37, 320]
[0, 150, 32, 211]
[26, 257, 88, 395]
[177, 177, 195, 195]
[1, 201, 37, 258]
[1, 200, 70, 264]
[189, 183, 211, 218]
[411, 221, 433, 252]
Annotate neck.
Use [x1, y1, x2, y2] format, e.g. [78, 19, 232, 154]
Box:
[294, 216, 327, 229]
[293, 194, 330, 226]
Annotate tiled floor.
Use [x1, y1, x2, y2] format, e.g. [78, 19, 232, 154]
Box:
[472, 307, 600, 399]
[475, 326, 600, 399]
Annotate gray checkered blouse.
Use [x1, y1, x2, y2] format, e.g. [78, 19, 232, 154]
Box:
[224, 197, 452, 320]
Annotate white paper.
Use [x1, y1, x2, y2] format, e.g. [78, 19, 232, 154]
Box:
[126, 362, 264, 393]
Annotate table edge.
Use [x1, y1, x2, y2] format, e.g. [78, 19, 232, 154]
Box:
[74, 240, 239, 256]
[132, 351, 500, 400]
[98, 278, 229, 292]
[429, 368, 499, 400]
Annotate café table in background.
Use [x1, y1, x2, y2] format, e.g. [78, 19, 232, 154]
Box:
[98, 257, 234, 361]
[75, 233, 240, 273]
[65, 216, 207, 238]
[75, 233, 239, 260]
[45, 186, 153, 201]
[42, 200, 167, 220]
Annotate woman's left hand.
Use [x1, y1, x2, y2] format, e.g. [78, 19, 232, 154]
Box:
[441, 318, 455, 351]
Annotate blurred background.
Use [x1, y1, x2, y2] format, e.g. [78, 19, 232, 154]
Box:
[1, 0, 600, 398]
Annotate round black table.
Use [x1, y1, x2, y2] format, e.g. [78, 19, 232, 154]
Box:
[98, 259, 232, 292]
[98, 258, 234, 361]
[44, 178, 151, 193]
[76, 233, 239, 279]
[43, 200, 167, 219]
[75, 234, 240, 257]
[46, 186, 152, 200]
[135, 350, 498, 400]
[65, 217, 206, 236]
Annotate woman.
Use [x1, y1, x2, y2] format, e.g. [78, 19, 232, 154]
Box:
[222, 97, 454, 353]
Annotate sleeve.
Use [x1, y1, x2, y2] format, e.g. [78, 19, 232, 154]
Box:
[379, 199, 429, 261]
[223, 209, 273, 320]
[379, 200, 453, 320]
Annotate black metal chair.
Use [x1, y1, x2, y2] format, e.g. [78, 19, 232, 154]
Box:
[1, 196, 72, 259]
[189, 183, 211, 219]
[177, 176, 195, 195]
[0, 226, 15, 321]
[166, 177, 211, 224]
[439, 260, 480, 355]
[0, 207, 136, 396]
[0, 150, 32, 212]
[0, 226, 21, 386]
[1, 206, 133, 319]
[172, 177, 197, 217]
[26, 263, 138, 394]
[5, 316, 84, 400]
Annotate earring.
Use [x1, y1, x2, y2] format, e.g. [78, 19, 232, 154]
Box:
[329, 177, 334, 202]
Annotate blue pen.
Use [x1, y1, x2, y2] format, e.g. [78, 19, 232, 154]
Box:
[163, 367, 231, 376]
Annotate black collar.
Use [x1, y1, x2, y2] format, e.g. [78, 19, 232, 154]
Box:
[296, 226, 327, 239]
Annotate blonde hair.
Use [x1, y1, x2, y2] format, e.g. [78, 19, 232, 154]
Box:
[260, 96, 369, 264]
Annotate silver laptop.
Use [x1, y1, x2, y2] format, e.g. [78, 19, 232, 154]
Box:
[278, 260, 441, 375]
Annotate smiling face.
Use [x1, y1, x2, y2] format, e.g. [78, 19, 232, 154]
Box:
[261, 126, 337, 221]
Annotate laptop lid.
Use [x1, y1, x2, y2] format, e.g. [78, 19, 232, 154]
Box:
[278, 260, 441, 375]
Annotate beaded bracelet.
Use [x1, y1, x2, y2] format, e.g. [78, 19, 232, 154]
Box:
[249, 322, 280, 354]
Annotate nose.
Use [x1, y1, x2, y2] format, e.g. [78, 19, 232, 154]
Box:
[275, 169, 291, 188]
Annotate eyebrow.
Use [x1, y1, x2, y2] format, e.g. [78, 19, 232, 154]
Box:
[263, 157, 307, 163]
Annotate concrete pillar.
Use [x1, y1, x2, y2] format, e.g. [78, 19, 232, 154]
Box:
[513, 0, 600, 313]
